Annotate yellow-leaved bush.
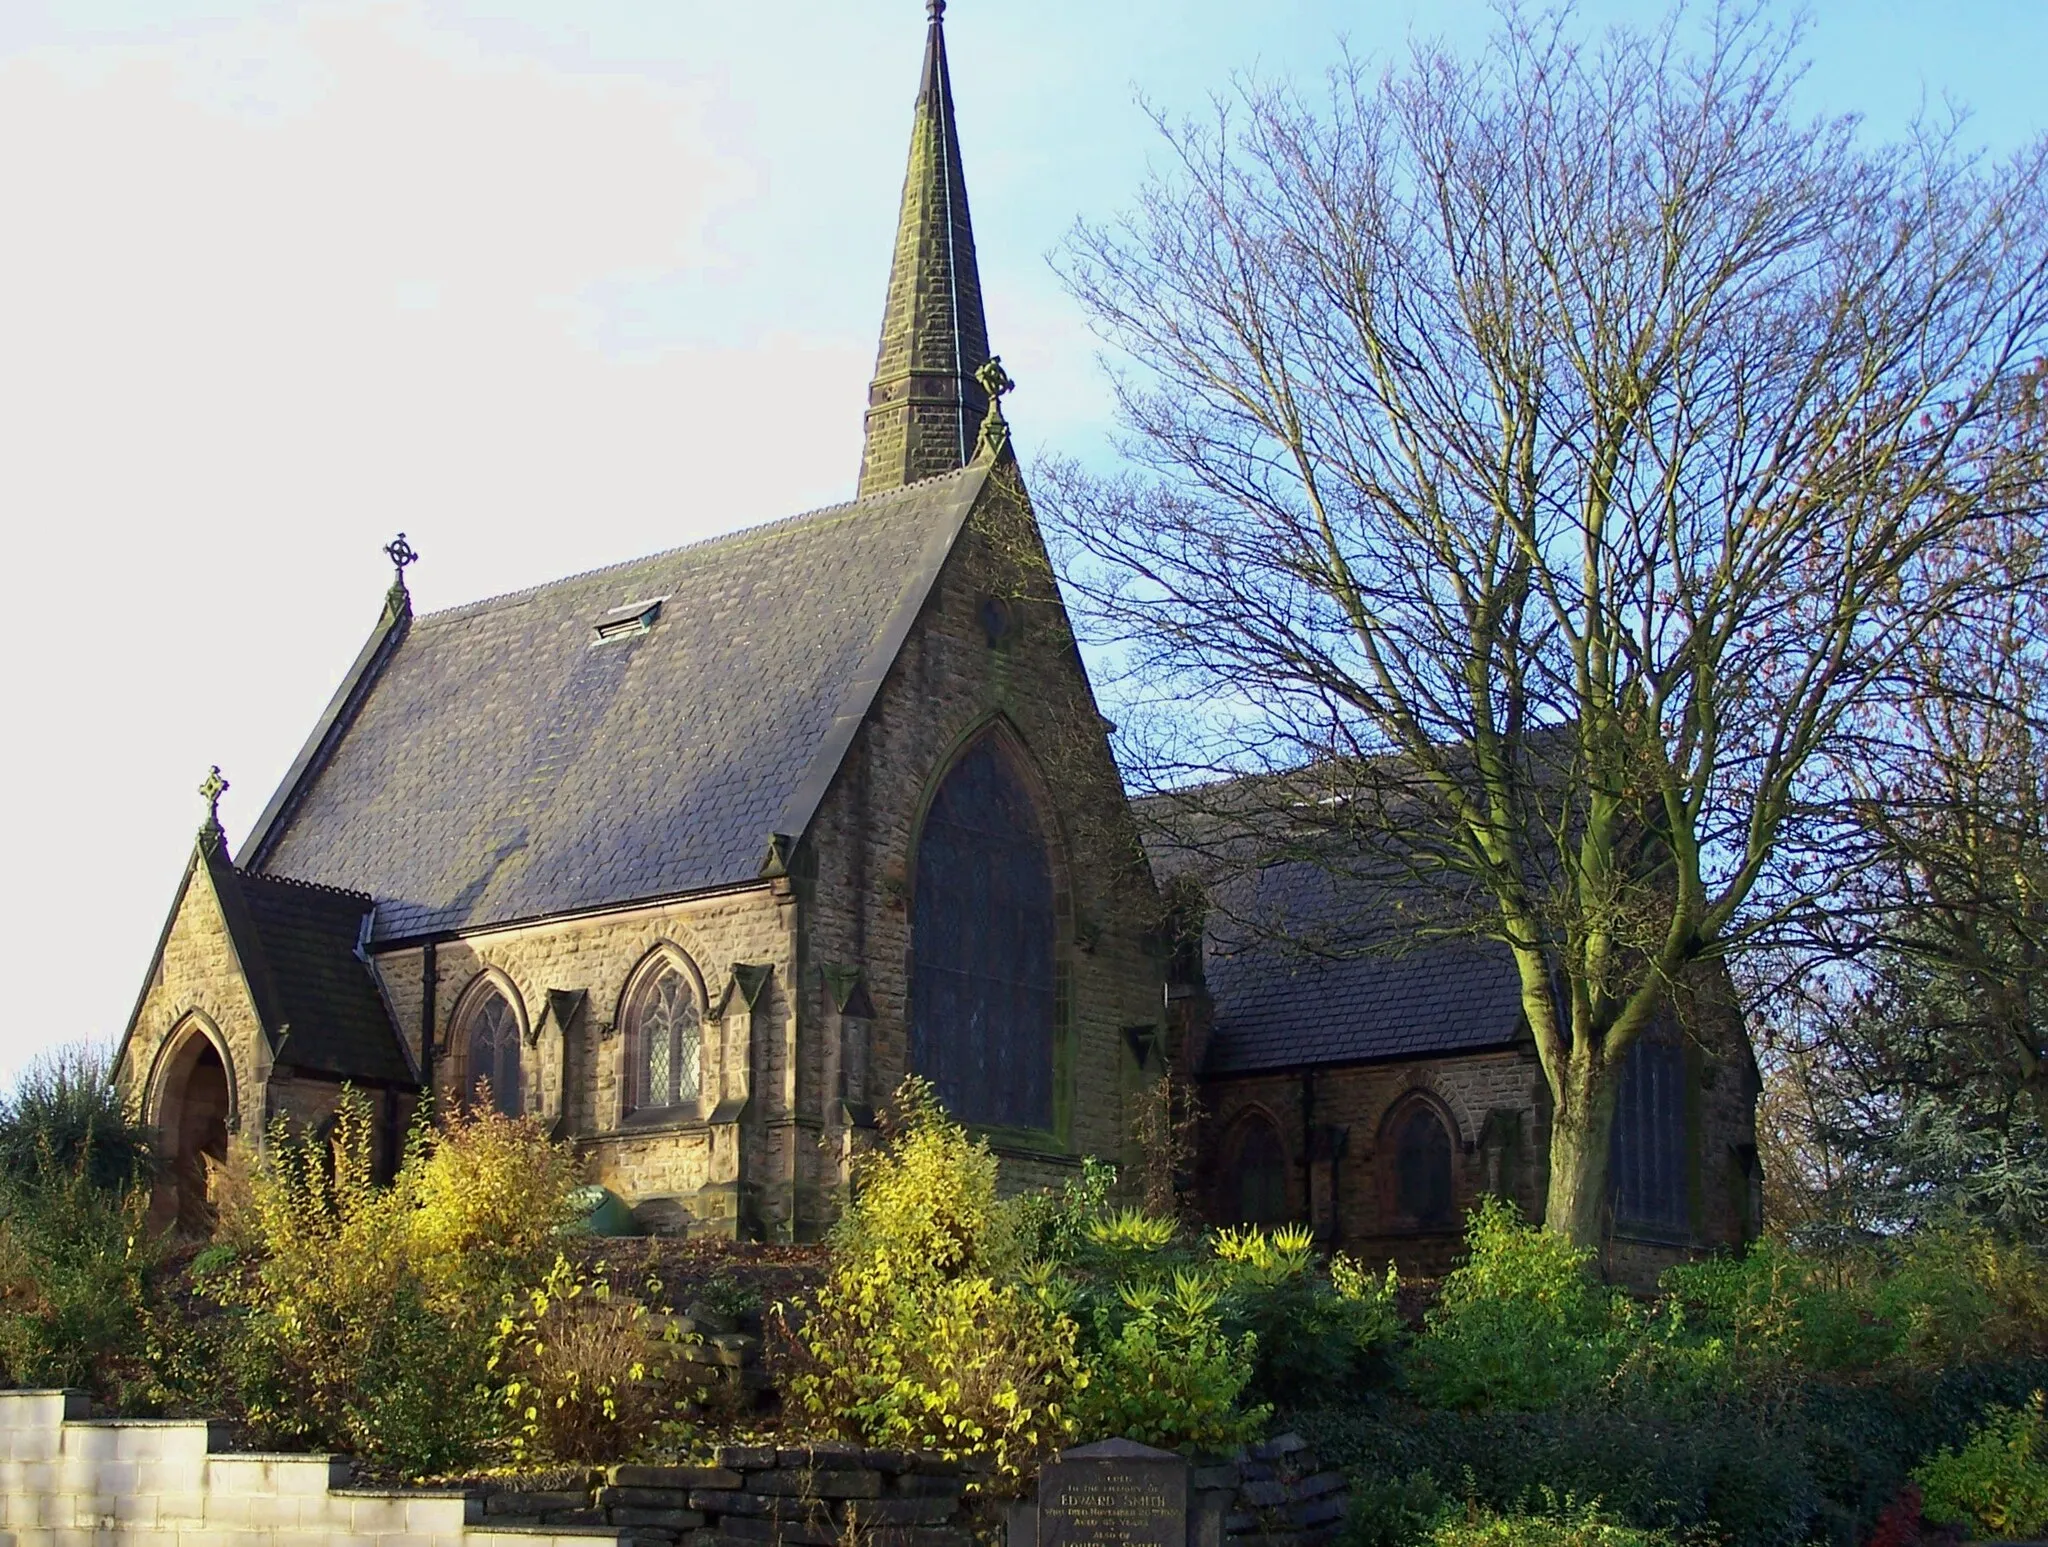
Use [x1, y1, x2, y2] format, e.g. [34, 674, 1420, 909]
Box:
[490, 1255, 699, 1464]
[228, 1092, 584, 1475]
[781, 1079, 1083, 1483]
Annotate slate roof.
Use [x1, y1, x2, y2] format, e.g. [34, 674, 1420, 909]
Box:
[1144, 803, 1529, 1075]
[208, 855, 413, 1083]
[248, 464, 991, 941]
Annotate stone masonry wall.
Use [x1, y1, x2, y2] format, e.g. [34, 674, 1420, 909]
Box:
[485, 1446, 972, 1547]
[1200, 974, 1761, 1285]
[1200, 1049, 1547, 1280]
[371, 886, 794, 1239]
[0, 1390, 609, 1547]
[799, 462, 1166, 1223]
[118, 859, 272, 1150]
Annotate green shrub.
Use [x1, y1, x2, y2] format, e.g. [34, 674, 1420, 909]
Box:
[1662, 1229, 2048, 1379]
[0, 1043, 153, 1194]
[1302, 1398, 1819, 1547]
[1422, 1495, 1682, 1547]
[491, 1255, 697, 1464]
[1212, 1225, 1403, 1405]
[1914, 1392, 2048, 1539]
[785, 1079, 1081, 1481]
[1069, 1269, 1265, 1450]
[0, 1160, 157, 1389]
[229, 1092, 584, 1474]
[1410, 1199, 1629, 1410]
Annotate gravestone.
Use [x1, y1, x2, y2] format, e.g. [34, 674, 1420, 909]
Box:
[1036, 1438, 1189, 1547]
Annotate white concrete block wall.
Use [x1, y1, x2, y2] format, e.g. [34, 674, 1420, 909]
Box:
[0, 1394, 615, 1547]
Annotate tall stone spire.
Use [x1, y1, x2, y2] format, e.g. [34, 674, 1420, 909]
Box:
[857, 0, 994, 497]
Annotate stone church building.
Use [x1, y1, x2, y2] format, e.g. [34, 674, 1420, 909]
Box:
[113, 4, 1760, 1272]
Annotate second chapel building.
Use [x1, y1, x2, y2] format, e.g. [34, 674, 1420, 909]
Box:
[113, 4, 1761, 1276]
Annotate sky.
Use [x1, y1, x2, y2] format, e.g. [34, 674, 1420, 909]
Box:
[2, 0, 2044, 1089]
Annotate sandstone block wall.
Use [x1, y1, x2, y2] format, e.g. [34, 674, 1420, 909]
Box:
[118, 862, 272, 1151]
[1200, 1049, 1547, 1279]
[800, 466, 1166, 1218]
[0, 1391, 612, 1547]
[1199, 982, 1761, 1284]
[371, 887, 795, 1239]
[485, 1446, 973, 1547]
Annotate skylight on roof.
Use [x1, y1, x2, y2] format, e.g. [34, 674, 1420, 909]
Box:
[594, 597, 665, 642]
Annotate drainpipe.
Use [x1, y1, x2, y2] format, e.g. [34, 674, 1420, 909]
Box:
[420, 941, 438, 1113]
[1300, 1067, 1316, 1230]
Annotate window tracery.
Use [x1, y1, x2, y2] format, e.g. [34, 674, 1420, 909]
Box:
[461, 984, 522, 1118]
[627, 955, 702, 1115]
[909, 734, 1056, 1129]
[1611, 1039, 1689, 1233]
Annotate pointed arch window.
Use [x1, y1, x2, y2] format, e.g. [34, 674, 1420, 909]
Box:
[461, 985, 522, 1118]
[1385, 1097, 1455, 1231]
[910, 733, 1056, 1130]
[1611, 1039, 1689, 1235]
[627, 955, 702, 1116]
[1232, 1115, 1289, 1226]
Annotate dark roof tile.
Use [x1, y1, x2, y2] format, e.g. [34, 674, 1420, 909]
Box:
[251, 465, 988, 939]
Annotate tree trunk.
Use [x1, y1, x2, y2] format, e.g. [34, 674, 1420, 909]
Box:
[1543, 1057, 1620, 1248]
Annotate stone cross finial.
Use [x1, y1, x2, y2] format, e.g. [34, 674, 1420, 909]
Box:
[974, 355, 1015, 457]
[198, 765, 230, 856]
[383, 532, 419, 618]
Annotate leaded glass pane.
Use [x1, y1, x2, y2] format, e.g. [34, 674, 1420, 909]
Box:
[1236, 1120, 1288, 1225]
[632, 964, 701, 1112]
[1611, 1040, 1689, 1232]
[1394, 1104, 1454, 1228]
[910, 738, 1056, 1129]
[465, 989, 522, 1118]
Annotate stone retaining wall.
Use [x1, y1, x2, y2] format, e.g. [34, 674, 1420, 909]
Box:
[481, 1446, 972, 1547]
[0, 1389, 1349, 1547]
[1190, 1434, 1350, 1547]
[0, 1391, 610, 1547]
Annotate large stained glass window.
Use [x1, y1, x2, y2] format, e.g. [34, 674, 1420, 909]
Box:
[463, 986, 522, 1118]
[910, 736, 1056, 1129]
[1611, 1039, 1689, 1234]
[628, 958, 701, 1114]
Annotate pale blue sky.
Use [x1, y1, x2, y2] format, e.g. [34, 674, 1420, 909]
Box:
[1, 1, 2043, 1086]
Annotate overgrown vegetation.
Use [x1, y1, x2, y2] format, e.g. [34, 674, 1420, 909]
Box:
[1304, 1205, 2048, 1547]
[5, 1051, 2048, 1546]
[0, 1072, 708, 1476]
[781, 1079, 1395, 1479]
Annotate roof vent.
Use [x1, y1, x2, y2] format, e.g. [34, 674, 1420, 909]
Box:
[594, 597, 665, 642]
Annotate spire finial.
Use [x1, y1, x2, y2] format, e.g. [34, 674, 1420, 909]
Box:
[198, 766, 230, 857]
[927, 0, 944, 18]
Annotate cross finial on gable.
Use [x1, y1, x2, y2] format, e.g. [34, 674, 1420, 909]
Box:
[198, 765, 230, 857]
[383, 532, 419, 619]
[974, 355, 1015, 458]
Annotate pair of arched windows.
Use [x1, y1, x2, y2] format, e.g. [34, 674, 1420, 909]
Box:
[451, 949, 704, 1124]
[908, 732, 1058, 1132]
[1225, 1096, 1459, 1234]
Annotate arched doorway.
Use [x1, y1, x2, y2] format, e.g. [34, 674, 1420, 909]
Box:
[150, 1026, 234, 1236]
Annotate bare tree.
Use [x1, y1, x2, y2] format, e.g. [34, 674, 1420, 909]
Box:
[1044, 5, 2048, 1244]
